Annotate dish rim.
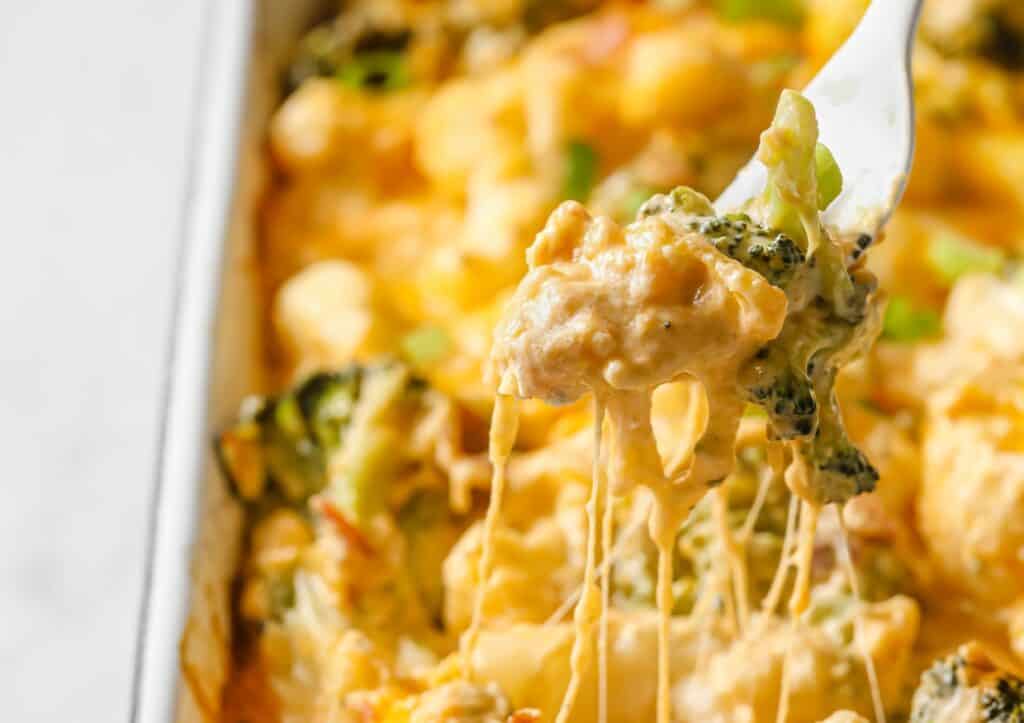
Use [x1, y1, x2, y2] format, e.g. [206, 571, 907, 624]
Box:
[129, 1, 252, 720]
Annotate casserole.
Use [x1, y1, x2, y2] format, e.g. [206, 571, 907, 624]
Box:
[133, 1, 1024, 721]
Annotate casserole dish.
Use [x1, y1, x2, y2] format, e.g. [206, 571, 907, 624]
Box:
[131, 1, 1024, 721]
[132, 2, 327, 720]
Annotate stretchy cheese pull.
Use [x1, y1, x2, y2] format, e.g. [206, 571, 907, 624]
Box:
[462, 383, 519, 676]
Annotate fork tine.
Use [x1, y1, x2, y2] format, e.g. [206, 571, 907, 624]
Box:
[716, 0, 924, 239]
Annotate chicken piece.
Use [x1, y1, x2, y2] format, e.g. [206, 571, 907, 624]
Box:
[489, 199, 786, 504]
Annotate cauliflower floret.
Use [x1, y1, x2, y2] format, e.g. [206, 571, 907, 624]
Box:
[915, 277, 1024, 603]
[461, 173, 559, 263]
[273, 260, 395, 377]
[414, 70, 526, 193]
[918, 366, 1024, 603]
[464, 597, 917, 723]
[443, 516, 579, 633]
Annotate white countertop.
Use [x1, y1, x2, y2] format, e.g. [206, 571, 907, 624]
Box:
[0, 1, 202, 719]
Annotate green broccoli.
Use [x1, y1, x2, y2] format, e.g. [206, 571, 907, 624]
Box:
[633, 91, 881, 506]
[639, 188, 806, 287]
[216, 363, 423, 523]
[911, 646, 1024, 722]
[740, 344, 817, 439]
[285, 23, 412, 93]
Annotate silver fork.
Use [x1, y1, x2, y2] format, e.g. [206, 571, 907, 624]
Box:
[716, 0, 925, 238]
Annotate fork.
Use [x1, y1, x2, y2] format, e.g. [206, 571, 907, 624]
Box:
[716, 0, 925, 238]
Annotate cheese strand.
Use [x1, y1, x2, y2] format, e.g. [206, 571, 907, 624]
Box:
[837, 510, 887, 723]
[655, 525, 674, 723]
[554, 396, 606, 723]
[598, 429, 614, 723]
[762, 493, 800, 615]
[462, 386, 519, 677]
[712, 485, 749, 633]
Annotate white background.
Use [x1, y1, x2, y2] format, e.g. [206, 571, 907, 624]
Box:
[0, 1, 203, 719]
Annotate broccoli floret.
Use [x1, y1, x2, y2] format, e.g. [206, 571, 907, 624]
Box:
[738, 275, 881, 505]
[285, 22, 412, 93]
[805, 435, 878, 503]
[216, 363, 421, 516]
[741, 344, 817, 439]
[641, 92, 880, 507]
[703, 216, 806, 287]
[911, 646, 1024, 723]
[216, 368, 362, 504]
[640, 189, 806, 287]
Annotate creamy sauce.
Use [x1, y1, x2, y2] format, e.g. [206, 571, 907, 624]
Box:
[463, 384, 520, 675]
[554, 396, 606, 723]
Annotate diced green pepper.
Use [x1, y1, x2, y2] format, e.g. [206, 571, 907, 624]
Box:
[401, 326, 453, 368]
[564, 140, 599, 202]
[716, 0, 804, 27]
[882, 296, 942, 342]
[622, 186, 658, 221]
[926, 233, 1006, 284]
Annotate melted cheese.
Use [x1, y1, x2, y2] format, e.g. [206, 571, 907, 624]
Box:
[763, 493, 800, 616]
[487, 201, 789, 723]
[555, 397, 606, 723]
[775, 451, 823, 723]
[712, 485, 749, 634]
[598, 424, 614, 723]
[836, 513, 886, 723]
[463, 385, 520, 674]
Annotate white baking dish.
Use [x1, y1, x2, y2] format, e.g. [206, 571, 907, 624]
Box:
[131, 2, 326, 720]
